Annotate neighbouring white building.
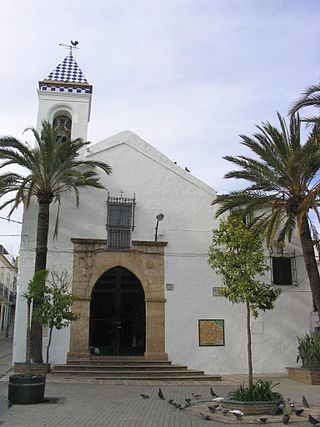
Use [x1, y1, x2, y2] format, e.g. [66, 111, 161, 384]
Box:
[13, 52, 318, 374]
[0, 245, 17, 339]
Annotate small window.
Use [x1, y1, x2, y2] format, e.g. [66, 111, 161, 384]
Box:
[272, 257, 292, 286]
[106, 195, 135, 249]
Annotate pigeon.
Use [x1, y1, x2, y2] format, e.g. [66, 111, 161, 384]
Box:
[282, 413, 290, 425]
[173, 403, 181, 409]
[222, 408, 229, 416]
[210, 387, 218, 398]
[230, 409, 244, 420]
[272, 402, 285, 415]
[168, 399, 174, 405]
[212, 397, 224, 403]
[140, 393, 149, 399]
[207, 405, 216, 413]
[256, 417, 268, 424]
[303, 395, 310, 408]
[308, 414, 320, 425]
[158, 388, 165, 400]
[179, 403, 187, 410]
[295, 408, 304, 416]
[192, 393, 202, 399]
[185, 398, 191, 403]
[199, 412, 210, 420]
[287, 397, 295, 408]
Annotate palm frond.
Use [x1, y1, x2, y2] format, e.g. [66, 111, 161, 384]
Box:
[0, 121, 112, 231]
[215, 114, 319, 246]
[289, 83, 320, 116]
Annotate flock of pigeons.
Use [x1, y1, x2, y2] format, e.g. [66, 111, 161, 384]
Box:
[140, 387, 319, 425]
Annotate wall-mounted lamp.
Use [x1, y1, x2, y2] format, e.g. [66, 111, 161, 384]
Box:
[154, 213, 164, 242]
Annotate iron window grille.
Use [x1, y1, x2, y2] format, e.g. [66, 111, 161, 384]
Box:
[106, 194, 136, 249]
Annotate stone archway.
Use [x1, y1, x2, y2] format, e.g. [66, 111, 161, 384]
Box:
[90, 266, 146, 356]
[68, 239, 168, 361]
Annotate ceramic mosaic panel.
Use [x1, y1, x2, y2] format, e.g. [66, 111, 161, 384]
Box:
[198, 319, 225, 346]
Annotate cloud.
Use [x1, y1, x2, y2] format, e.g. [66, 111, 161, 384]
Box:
[0, 0, 319, 255]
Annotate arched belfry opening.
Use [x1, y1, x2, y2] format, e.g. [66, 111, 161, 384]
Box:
[89, 266, 146, 356]
[53, 112, 72, 138]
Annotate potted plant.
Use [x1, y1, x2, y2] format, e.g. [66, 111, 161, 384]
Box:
[222, 380, 283, 415]
[287, 331, 320, 385]
[8, 270, 48, 404]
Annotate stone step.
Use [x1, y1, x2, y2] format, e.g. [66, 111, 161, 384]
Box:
[94, 375, 222, 381]
[67, 359, 177, 367]
[54, 364, 188, 371]
[50, 369, 205, 377]
[51, 358, 222, 382]
[48, 373, 221, 381]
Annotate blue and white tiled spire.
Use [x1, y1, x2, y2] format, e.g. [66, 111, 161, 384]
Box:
[39, 53, 92, 94]
[46, 53, 88, 83]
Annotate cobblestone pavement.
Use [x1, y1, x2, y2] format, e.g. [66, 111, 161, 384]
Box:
[0, 339, 13, 379]
[0, 376, 319, 426]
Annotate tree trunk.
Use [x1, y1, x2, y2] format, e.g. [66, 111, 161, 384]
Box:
[246, 301, 253, 388]
[299, 217, 320, 323]
[46, 327, 53, 365]
[25, 298, 32, 378]
[30, 201, 50, 363]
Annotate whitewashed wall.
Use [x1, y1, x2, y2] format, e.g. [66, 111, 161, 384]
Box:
[13, 130, 313, 374]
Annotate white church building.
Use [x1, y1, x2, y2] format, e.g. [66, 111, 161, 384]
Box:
[13, 52, 316, 375]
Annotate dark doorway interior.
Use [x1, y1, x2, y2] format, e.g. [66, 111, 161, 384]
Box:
[90, 266, 146, 356]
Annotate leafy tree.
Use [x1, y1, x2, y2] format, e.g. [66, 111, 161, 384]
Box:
[290, 83, 320, 124]
[208, 215, 282, 387]
[213, 114, 320, 321]
[33, 270, 80, 364]
[0, 121, 112, 362]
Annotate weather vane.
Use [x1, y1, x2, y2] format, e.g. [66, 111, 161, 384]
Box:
[59, 40, 79, 54]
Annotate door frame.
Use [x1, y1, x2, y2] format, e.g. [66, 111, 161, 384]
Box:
[68, 239, 168, 361]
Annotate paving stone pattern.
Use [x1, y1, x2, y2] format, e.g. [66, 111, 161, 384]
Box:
[0, 379, 318, 427]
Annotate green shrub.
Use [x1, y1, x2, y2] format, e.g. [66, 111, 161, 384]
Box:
[297, 331, 320, 368]
[227, 380, 283, 402]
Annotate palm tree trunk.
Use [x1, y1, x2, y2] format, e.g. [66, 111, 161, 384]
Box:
[299, 217, 320, 322]
[246, 301, 253, 388]
[30, 201, 50, 363]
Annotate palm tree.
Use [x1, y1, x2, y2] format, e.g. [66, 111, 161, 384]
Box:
[0, 121, 112, 362]
[213, 113, 320, 321]
[290, 83, 320, 124]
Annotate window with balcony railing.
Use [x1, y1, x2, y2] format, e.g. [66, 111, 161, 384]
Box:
[106, 194, 136, 249]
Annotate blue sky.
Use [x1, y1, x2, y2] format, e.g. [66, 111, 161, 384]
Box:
[0, 0, 319, 255]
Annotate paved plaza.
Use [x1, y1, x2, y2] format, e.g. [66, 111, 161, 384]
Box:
[0, 376, 319, 426]
[0, 340, 319, 426]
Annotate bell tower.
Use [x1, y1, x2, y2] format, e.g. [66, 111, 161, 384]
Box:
[37, 47, 92, 140]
